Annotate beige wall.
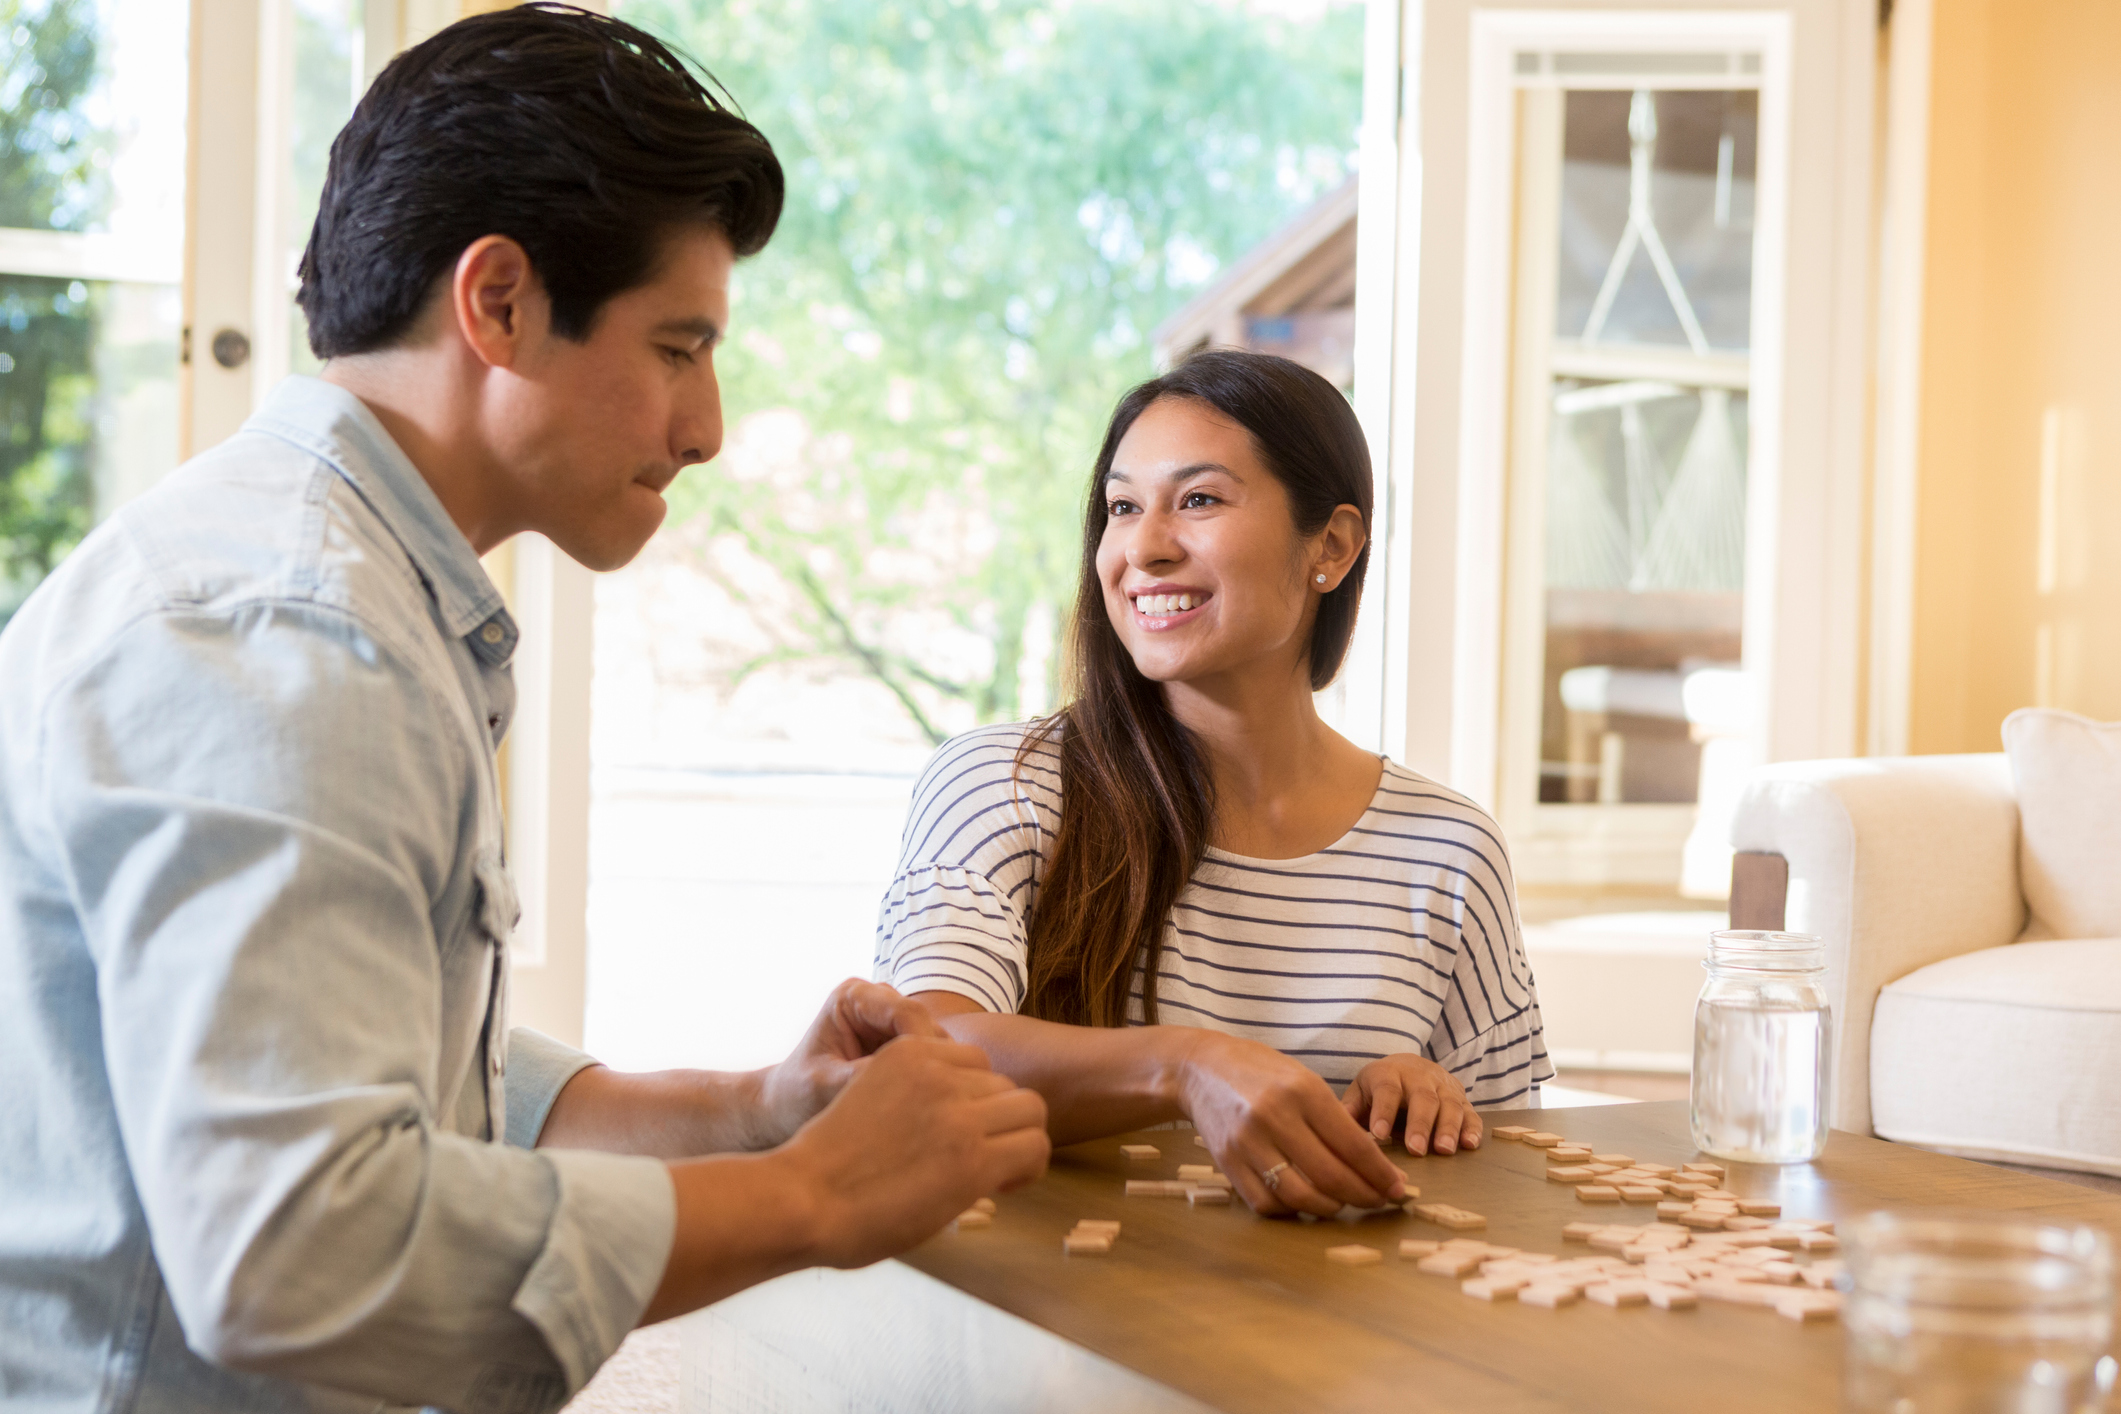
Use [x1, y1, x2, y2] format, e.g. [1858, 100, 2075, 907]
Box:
[1908, 0, 2121, 753]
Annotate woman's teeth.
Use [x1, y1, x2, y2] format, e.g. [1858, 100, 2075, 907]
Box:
[1134, 593, 1200, 616]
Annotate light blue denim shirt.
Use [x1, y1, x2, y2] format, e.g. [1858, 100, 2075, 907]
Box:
[0, 377, 676, 1414]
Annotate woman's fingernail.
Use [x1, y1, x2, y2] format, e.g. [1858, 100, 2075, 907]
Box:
[1437, 1139, 1456, 1154]
[1407, 1139, 1427, 1155]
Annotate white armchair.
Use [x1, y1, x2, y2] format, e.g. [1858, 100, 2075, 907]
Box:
[1728, 749, 2121, 1179]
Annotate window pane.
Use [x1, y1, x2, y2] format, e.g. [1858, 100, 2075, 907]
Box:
[287, 0, 364, 374]
[1536, 88, 1756, 808]
[589, 0, 1366, 1070]
[0, 0, 185, 626]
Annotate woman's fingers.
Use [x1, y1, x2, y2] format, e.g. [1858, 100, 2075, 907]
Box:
[1259, 1161, 1346, 1220]
[1459, 1104, 1485, 1151]
[1278, 1097, 1407, 1207]
[1428, 1091, 1465, 1155]
[1361, 1070, 1405, 1145]
[1227, 1153, 1293, 1217]
[1402, 1077, 1444, 1155]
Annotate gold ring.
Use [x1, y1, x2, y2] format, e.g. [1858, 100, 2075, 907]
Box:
[1262, 1161, 1290, 1191]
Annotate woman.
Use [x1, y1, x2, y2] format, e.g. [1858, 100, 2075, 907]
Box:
[874, 350, 1551, 1217]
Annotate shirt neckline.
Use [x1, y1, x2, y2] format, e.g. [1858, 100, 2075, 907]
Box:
[1200, 756, 1397, 867]
[244, 375, 518, 660]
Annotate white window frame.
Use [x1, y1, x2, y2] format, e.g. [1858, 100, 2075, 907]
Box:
[181, 0, 601, 1043]
[1369, 0, 1873, 888]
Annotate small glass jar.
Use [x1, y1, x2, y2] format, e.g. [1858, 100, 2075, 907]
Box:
[1688, 929, 1832, 1163]
[1845, 1211, 2116, 1414]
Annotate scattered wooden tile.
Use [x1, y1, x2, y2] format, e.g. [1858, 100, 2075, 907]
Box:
[1583, 1163, 1621, 1176]
[1656, 1201, 1694, 1218]
[1800, 1261, 1845, 1290]
[1549, 1147, 1595, 1163]
[1619, 1186, 1665, 1204]
[1647, 1283, 1698, 1311]
[1586, 1281, 1650, 1307]
[1120, 1144, 1161, 1161]
[1696, 1278, 1785, 1308]
[1186, 1186, 1231, 1206]
[1575, 1185, 1621, 1203]
[1682, 1162, 1726, 1179]
[1327, 1244, 1383, 1267]
[1463, 1275, 1530, 1300]
[1775, 1290, 1844, 1323]
[1562, 1222, 1602, 1242]
[1799, 1232, 1840, 1253]
[1063, 1234, 1112, 1255]
[1418, 1250, 1487, 1278]
[1546, 1166, 1597, 1183]
[1411, 1203, 1488, 1230]
[1522, 1132, 1564, 1148]
[1073, 1219, 1121, 1235]
[1400, 1239, 1441, 1258]
[1723, 1216, 1772, 1232]
[970, 1197, 998, 1215]
[955, 1210, 992, 1229]
[1176, 1164, 1218, 1181]
[1124, 1180, 1186, 1197]
[1635, 1163, 1677, 1176]
[1520, 1284, 1580, 1309]
[1492, 1125, 1537, 1141]
[1738, 1199, 1783, 1217]
[1670, 1182, 1714, 1197]
[1591, 1154, 1634, 1167]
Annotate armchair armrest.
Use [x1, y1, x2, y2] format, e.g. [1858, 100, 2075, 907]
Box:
[1729, 755, 2024, 1136]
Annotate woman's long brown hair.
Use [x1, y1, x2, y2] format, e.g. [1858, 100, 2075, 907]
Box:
[1018, 350, 1375, 1027]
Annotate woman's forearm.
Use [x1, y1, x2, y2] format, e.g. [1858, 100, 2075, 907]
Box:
[930, 1008, 1204, 1145]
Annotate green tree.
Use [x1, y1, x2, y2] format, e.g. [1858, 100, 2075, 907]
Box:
[624, 0, 1362, 742]
[0, 0, 105, 626]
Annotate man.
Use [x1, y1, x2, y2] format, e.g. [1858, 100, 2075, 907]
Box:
[0, 7, 1050, 1412]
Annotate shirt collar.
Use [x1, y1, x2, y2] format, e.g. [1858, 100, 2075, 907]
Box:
[244, 375, 519, 665]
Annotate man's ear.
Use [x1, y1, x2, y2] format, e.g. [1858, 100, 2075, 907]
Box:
[449, 235, 543, 370]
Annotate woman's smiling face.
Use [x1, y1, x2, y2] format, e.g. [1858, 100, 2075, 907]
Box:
[1096, 396, 1322, 689]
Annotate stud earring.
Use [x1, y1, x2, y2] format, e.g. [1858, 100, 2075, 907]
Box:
[1315, 574, 1327, 585]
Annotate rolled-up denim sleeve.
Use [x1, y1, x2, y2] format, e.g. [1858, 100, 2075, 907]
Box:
[34, 607, 673, 1412]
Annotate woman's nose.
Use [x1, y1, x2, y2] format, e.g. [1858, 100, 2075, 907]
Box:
[1128, 508, 1183, 567]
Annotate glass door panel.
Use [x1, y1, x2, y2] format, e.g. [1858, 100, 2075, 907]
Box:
[1540, 87, 1756, 810]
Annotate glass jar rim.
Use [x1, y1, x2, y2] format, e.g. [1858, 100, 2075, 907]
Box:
[1843, 1209, 2114, 1309]
[1706, 929, 1825, 974]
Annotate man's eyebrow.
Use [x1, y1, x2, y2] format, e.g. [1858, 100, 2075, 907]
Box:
[652, 316, 722, 342]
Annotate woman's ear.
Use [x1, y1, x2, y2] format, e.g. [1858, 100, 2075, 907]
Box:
[1309, 504, 1368, 593]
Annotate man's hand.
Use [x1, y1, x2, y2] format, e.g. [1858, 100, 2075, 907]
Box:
[642, 1035, 1049, 1321]
[1341, 1053, 1482, 1156]
[1178, 1031, 1410, 1218]
[753, 979, 946, 1147]
[777, 1035, 1051, 1269]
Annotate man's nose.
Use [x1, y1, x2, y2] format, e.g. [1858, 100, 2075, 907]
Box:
[674, 378, 724, 467]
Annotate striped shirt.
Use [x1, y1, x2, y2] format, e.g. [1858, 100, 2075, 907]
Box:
[874, 721, 1555, 1106]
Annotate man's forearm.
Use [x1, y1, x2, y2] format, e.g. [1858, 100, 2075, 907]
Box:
[534, 1063, 780, 1157]
[933, 1010, 1198, 1145]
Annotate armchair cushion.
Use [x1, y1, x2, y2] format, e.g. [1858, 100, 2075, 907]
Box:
[2003, 709, 2121, 941]
[1729, 755, 2025, 1136]
[1870, 938, 2121, 1177]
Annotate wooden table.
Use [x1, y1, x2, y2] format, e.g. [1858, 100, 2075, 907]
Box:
[677, 1101, 2121, 1413]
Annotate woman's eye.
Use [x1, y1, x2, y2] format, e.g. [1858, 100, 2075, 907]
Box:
[1107, 499, 1138, 517]
[1182, 491, 1219, 509]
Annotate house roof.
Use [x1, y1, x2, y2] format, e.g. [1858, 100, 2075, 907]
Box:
[1151, 176, 1360, 368]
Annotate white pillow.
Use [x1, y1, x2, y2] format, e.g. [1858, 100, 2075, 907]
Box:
[2002, 708, 2121, 940]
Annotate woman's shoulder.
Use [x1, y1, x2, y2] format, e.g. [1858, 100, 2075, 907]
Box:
[1365, 759, 1515, 870]
[913, 718, 1064, 794]
[900, 718, 1066, 852]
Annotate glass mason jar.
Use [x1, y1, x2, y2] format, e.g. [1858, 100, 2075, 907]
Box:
[1689, 929, 1832, 1163]
[1845, 1211, 2117, 1414]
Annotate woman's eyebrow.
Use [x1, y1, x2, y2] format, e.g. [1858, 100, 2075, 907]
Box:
[1105, 461, 1240, 487]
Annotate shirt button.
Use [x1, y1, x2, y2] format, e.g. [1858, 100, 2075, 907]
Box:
[480, 622, 505, 645]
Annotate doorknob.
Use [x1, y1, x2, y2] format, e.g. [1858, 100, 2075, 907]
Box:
[210, 328, 251, 370]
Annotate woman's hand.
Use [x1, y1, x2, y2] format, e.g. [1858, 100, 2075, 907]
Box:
[1177, 1031, 1410, 1218]
[1341, 1053, 1482, 1156]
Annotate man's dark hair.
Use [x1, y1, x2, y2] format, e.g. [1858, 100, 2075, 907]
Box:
[296, 3, 783, 357]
